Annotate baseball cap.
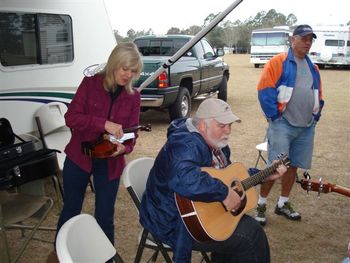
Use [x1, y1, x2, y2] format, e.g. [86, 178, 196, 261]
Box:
[293, 24, 317, 39]
[195, 98, 241, 124]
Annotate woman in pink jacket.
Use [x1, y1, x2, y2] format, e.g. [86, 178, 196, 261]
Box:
[53, 42, 143, 260]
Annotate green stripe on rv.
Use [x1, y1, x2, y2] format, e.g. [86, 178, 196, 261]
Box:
[0, 91, 74, 99]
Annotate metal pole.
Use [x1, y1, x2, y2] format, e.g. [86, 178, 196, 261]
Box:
[137, 0, 244, 92]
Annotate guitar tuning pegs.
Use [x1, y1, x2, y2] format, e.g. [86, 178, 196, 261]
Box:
[317, 177, 323, 197]
[307, 180, 311, 194]
[303, 170, 311, 180]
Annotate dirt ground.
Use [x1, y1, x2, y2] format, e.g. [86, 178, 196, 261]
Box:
[6, 54, 350, 262]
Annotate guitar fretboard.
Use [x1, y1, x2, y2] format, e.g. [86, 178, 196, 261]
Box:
[241, 160, 284, 190]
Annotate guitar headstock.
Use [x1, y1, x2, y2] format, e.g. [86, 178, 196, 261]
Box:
[298, 179, 332, 194]
[277, 153, 291, 168]
[140, 123, 152, 132]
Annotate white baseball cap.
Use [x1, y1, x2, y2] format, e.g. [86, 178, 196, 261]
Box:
[195, 98, 241, 124]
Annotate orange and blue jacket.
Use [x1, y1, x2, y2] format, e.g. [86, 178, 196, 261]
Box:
[257, 48, 324, 121]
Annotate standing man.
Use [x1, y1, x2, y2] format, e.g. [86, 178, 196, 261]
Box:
[140, 98, 287, 262]
[255, 24, 324, 226]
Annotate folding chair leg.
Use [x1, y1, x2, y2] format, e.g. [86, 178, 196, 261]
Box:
[153, 239, 172, 263]
[12, 198, 54, 263]
[254, 151, 267, 168]
[89, 177, 95, 193]
[200, 251, 211, 263]
[134, 228, 148, 263]
[135, 229, 172, 263]
[150, 250, 159, 262]
[51, 174, 64, 211]
[0, 206, 11, 263]
[114, 251, 124, 263]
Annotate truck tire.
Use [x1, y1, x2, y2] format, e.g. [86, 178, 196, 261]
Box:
[169, 87, 191, 121]
[217, 76, 228, 101]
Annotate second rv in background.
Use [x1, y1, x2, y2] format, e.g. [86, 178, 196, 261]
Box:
[309, 25, 350, 69]
[250, 25, 350, 69]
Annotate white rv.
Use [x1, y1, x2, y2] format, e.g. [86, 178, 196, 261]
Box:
[250, 26, 292, 68]
[308, 25, 350, 68]
[0, 0, 116, 135]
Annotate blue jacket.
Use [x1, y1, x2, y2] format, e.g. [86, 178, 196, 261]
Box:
[139, 118, 230, 262]
[257, 48, 324, 121]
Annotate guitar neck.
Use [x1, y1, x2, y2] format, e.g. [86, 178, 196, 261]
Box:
[332, 184, 350, 197]
[241, 162, 280, 190]
[123, 125, 141, 133]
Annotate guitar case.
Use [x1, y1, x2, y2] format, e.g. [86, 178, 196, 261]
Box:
[0, 117, 60, 190]
[0, 118, 35, 161]
[0, 149, 60, 190]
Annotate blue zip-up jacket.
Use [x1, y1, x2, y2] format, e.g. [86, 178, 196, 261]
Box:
[257, 48, 324, 121]
[139, 118, 230, 262]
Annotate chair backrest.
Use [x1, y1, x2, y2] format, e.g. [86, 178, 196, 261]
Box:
[122, 157, 155, 208]
[56, 213, 116, 263]
[35, 102, 71, 169]
[35, 102, 68, 135]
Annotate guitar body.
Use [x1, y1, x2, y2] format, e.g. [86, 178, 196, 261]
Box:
[175, 162, 258, 243]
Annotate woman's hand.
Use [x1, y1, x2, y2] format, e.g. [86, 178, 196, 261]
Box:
[110, 142, 126, 157]
[105, 120, 123, 139]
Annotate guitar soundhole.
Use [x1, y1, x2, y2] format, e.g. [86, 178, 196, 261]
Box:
[231, 180, 247, 216]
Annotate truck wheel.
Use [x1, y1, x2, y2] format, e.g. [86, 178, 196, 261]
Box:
[254, 64, 260, 68]
[217, 76, 228, 101]
[169, 88, 191, 121]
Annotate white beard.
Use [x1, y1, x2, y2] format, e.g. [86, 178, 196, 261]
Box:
[206, 128, 229, 149]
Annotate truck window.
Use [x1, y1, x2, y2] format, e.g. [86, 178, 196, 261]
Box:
[134, 37, 191, 56]
[0, 12, 73, 67]
[201, 39, 215, 59]
[173, 38, 191, 55]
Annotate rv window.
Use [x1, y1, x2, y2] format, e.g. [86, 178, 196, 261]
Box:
[325, 39, 345, 47]
[251, 32, 289, 46]
[0, 12, 73, 67]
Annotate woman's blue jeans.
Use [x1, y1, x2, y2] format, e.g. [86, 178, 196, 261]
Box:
[56, 157, 120, 245]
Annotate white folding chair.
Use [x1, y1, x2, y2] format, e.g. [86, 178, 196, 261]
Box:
[121, 157, 171, 262]
[34, 102, 71, 170]
[0, 190, 54, 263]
[56, 213, 118, 263]
[122, 157, 210, 263]
[254, 141, 267, 168]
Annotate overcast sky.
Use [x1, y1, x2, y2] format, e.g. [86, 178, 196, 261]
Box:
[104, 0, 349, 36]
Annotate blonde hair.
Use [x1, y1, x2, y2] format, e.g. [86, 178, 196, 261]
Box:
[101, 42, 143, 94]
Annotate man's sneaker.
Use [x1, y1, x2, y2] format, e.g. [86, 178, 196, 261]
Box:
[274, 201, 301, 220]
[255, 203, 267, 226]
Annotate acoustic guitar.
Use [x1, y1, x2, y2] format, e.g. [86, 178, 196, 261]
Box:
[175, 154, 290, 243]
[297, 175, 350, 197]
